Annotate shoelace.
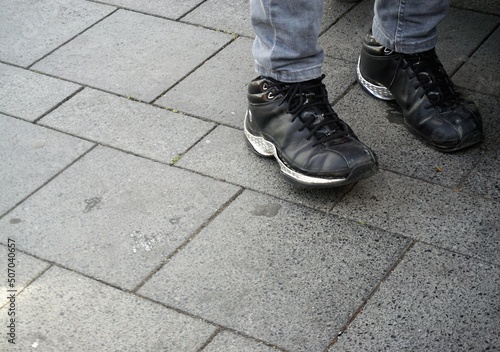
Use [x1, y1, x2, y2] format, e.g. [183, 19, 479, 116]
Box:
[403, 50, 462, 110]
[265, 75, 349, 146]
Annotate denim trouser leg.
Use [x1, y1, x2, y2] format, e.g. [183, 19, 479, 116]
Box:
[372, 0, 449, 54]
[250, 0, 324, 83]
[250, 0, 449, 81]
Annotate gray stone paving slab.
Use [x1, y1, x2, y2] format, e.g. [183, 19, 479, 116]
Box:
[319, 0, 373, 62]
[156, 37, 255, 128]
[453, 27, 500, 97]
[32, 9, 232, 102]
[203, 331, 279, 352]
[96, 0, 203, 19]
[176, 125, 353, 212]
[331, 243, 500, 352]
[334, 85, 485, 188]
[451, 0, 500, 15]
[157, 42, 355, 129]
[467, 89, 500, 149]
[438, 8, 499, 74]
[322, 0, 358, 33]
[0, 114, 94, 216]
[182, 0, 253, 36]
[182, 0, 353, 38]
[139, 190, 411, 352]
[0, 0, 115, 67]
[0, 266, 216, 351]
[0, 63, 81, 122]
[332, 170, 500, 264]
[462, 149, 500, 201]
[319, 2, 497, 73]
[0, 246, 49, 307]
[40, 88, 215, 164]
[462, 89, 500, 150]
[0, 146, 241, 290]
[322, 56, 358, 102]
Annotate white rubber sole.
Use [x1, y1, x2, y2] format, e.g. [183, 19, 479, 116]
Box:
[243, 113, 353, 188]
[356, 57, 394, 101]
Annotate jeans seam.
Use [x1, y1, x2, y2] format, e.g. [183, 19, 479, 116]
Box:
[395, 0, 406, 52]
[267, 0, 278, 71]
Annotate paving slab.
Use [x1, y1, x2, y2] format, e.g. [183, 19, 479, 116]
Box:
[331, 243, 500, 351]
[157, 39, 355, 128]
[32, 9, 232, 102]
[0, 266, 216, 351]
[96, 0, 204, 19]
[156, 37, 255, 128]
[0, 63, 81, 122]
[0, 114, 94, 216]
[462, 89, 500, 150]
[182, 0, 353, 38]
[0, 146, 241, 291]
[203, 331, 279, 352]
[332, 170, 500, 265]
[319, 2, 497, 73]
[319, 0, 374, 62]
[322, 56, 358, 102]
[451, 0, 500, 15]
[334, 85, 485, 189]
[0, 246, 49, 307]
[453, 26, 500, 97]
[435, 8, 499, 74]
[176, 125, 353, 212]
[462, 149, 500, 201]
[321, 0, 359, 33]
[139, 190, 411, 352]
[0, 0, 115, 67]
[40, 88, 215, 164]
[458, 89, 500, 200]
[182, 0, 253, 36]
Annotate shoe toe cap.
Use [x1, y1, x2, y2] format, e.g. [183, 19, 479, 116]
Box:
[426, 105, 484, 150]
[292, 140, 378, 178]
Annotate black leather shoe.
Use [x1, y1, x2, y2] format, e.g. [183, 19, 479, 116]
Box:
[357, 33, 484, 152]
[244, 75, 378, 188]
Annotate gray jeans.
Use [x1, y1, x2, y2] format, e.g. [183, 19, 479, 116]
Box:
[251, 0, 449, 82]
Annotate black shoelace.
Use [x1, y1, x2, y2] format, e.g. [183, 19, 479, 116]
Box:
[265, 75, 349, 146]
[404, 50, 462, 110]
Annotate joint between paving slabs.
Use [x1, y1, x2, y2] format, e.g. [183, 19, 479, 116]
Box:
[26, 8, 119, 70]
[130, 187, 245, 293]
[0, 144, 98, 222]
[324, 239, 417, 351]
[149, 35, 239, 105]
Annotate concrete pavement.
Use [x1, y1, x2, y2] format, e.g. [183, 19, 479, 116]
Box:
[0, 0, 499, 351]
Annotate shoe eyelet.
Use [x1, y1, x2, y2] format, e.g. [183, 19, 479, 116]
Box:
[267, 91, 275, 100]
[262, 83, 268, 91]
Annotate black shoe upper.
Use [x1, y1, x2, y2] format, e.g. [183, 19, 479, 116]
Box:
[359, 33, 484, 151]
[246, 76, 378, 181]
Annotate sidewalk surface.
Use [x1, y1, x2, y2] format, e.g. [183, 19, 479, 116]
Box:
[1, 1, 499, 351]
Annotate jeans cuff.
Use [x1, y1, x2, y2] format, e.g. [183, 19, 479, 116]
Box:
[372, 22, 438, 54]
[254, 61, 323, 83]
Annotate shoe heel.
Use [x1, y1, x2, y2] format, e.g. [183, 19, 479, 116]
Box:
[357, 57, 394, 101]
[244, 112, 275, 157]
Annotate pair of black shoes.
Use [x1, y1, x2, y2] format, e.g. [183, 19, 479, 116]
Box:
[244, 33, 484, 188]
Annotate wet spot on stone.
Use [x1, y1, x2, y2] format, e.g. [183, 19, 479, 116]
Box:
[9, 218, 22, 224]
[83, 197, 102, 213]
[251, 203, 282, 217]
[170, 217, 181, 225]
[385, 102, 404, 124]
